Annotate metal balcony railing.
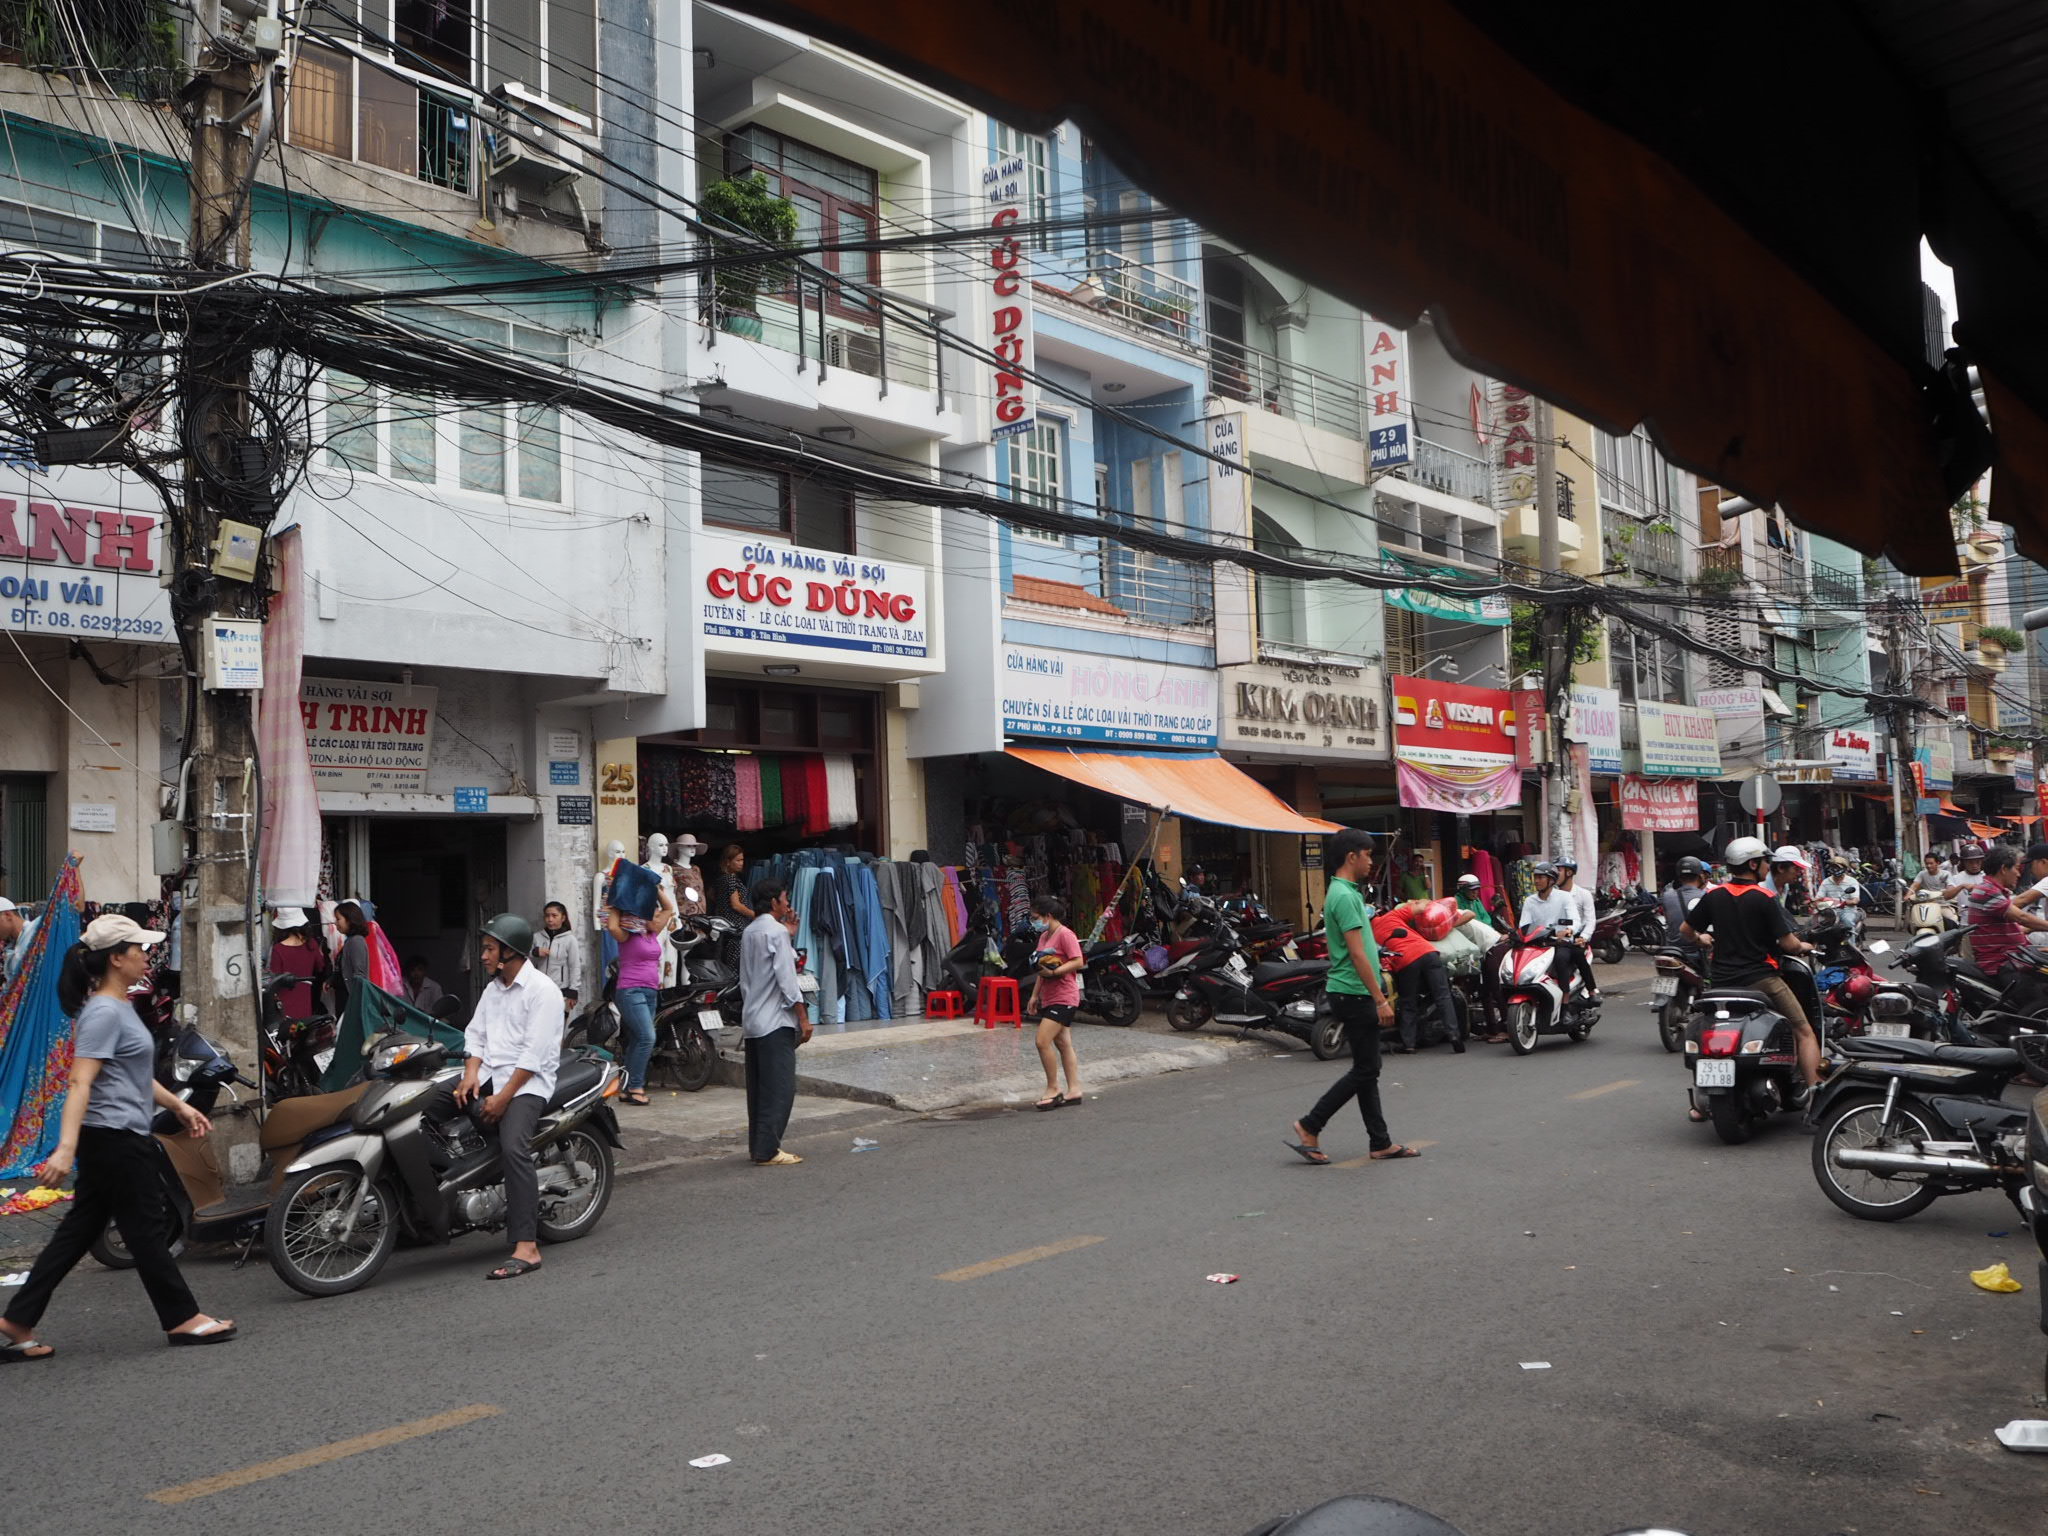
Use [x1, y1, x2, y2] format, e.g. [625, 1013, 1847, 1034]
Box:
[1098, 536, 1214, 627]
[1754, 547, 1806, 598]
[1395, 436, 1493, 507]
[714, 266, 951, 399]
[1208, 337, 1363, 438]
[1086, 248, 1200, 343]
[1609, 523, 1684, 581]
[1697, 544, 1743, 580]
[419, 92, 475, 193]
[1810, 562, 1859, 613]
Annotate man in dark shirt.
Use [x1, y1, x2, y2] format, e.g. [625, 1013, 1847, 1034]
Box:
[1682, 836, 1821, 1097]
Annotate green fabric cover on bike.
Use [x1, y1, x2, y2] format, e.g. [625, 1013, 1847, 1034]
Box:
[319, 979, 468, 1092]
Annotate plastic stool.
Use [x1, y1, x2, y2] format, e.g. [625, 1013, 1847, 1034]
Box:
[925, 989, 965, 1020]
[975, 976, 1023, 1028]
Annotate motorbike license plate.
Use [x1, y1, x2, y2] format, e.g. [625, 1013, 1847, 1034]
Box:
[1651, 976, 1679, 1000]
[1695, 1059, 1736, 1088]
[1282, 942, 1299, 960]
[1126, 960, 1149, 978]
[1225, 957, 1251, 980]
[697, 1009, 725, 1030]
[1868, 1020, 1910, 1038]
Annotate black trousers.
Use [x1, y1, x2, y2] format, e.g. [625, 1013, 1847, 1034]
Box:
[1556, 940, 1598, 996]
[745, 1027, 798, 1161]
[1394, 952, 1464, 1047]
[4, 1126, 199, 1334]
[421, 1082, 544, 1245]
[1300, 993, 1391, 1151]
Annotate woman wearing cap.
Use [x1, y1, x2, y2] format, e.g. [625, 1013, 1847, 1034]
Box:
[1, 915, 237, 1362]
[266, 907, 326, 1020]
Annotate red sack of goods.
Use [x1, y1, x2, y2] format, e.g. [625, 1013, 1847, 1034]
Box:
[1411, 899, 1458, 941]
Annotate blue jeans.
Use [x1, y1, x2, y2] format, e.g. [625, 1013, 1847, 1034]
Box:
[615, 986, 657, 1090]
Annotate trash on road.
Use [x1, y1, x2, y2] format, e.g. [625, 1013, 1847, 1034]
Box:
[1890, 1310, 1904, 1316]
[0, 1187, 71, 1216]
[0, 1271, 27, 1286]
[1987, 1230, 2009, 1238]
[1519, 1361, 1551, 1370]
[852, 1137, 879, 1152]
[1969, 1261, 2023, 1293]
[1206, 1273, 1240, 1284]
[688, 1454, 732, 1468]
[1994, 1420, 2048, 1453]
[1237, 1211, 1266, 1219]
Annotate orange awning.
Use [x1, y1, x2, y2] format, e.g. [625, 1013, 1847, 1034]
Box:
[1005, 748, 1339, 835]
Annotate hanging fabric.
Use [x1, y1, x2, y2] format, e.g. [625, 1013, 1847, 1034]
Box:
[0, 856, 85, 1178]
[824, 753, 858, 828]
[803, 756, 833, 836]
[734, 756, 764, 832]
[760, 756, 784, 827]
[782, 756, 810, 832]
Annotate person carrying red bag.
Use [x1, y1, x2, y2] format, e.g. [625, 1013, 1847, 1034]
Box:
[1371, 898, 1476, 1054]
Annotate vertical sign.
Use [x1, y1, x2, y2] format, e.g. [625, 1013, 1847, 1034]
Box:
[984, 153, 1035, 441]
[1206, 412, 1253, 666]
[1363, 316, 1413, 469]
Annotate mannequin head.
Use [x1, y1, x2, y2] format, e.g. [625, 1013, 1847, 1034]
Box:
[643, 832, 669, 865]
[675, 834, 709, 864]
[604, 840, 625, 866]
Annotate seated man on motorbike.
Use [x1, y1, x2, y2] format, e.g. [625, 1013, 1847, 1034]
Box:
[1515, 862, 1599, 1003]
[2007, 842, 2048, 954]
[1815, 860, 1863, 932]
[1660, 856, 1710, 950]
[1942, 842, 1988, 903]
[1681, 836, 1822, 1119]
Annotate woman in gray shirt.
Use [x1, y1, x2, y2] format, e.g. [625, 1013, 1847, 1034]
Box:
[0, 913, 238, 1363]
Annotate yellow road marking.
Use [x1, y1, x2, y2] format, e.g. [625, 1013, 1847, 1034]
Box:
[936, 1235, 1105, 1281]
[147, 1405, 501, 1505]
[1568, 1078, 1640, 1100]
[1333, 1138, 1439, 1168]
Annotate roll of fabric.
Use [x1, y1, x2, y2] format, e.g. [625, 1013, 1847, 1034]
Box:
[760, 756, 784, 827]
[804, 755, 832, 835]
[782, 756, 809, 832]
[824, 753, 858, 828]
[734, 755, 763, 832]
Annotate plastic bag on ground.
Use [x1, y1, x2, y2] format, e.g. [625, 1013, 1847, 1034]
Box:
[1969, 1260, 2023, 1293]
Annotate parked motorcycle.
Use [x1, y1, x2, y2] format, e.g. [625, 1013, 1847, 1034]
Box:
[265, 1032, 625, 1296]
[945, 908, 1145, 1025]
[2017, 1038, 2048, 1356]
[1588, 902, 1633, 966]
[1682, 979, 1810, 1144]
[259, 974, 340, 1101]
[1809, 1028, 2039, 1221]
[1490, 926, 1600, 1054]
[1617, 892, 1667, 956]
[1077, 934, 1146, 1025]
[1165, 915, 1344, 1058]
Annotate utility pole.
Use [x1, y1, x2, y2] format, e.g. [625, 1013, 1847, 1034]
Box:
[1884, 597, 1924, 874]
[1534, 398, 1572, 861]
[175, 10, 282, 1141]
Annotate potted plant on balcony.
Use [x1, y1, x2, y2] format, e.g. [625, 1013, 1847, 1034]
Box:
[1985, 733, 2023, 769]
[700, 171, 798, 341]
[1977, 624, 2025, 669]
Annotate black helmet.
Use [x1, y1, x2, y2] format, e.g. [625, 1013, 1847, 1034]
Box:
[1676, 856, 1707, 879]
[480, 912, 535, 959]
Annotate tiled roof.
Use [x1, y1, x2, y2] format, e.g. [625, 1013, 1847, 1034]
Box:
[1010, 575, 1127, 615]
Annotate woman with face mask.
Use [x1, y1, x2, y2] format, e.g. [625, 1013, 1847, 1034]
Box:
[1024, 895, 1086, 1111]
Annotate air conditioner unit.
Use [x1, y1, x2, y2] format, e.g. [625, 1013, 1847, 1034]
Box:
[487, 81, 595, 187]
[826, 329, 883, 377]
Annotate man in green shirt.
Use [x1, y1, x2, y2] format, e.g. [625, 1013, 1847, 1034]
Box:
[1287, 828, 1421, 1165]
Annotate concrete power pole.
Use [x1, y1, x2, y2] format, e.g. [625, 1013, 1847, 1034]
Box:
[176, 12, 282, 1115]
[1534, 399, 1571, 861]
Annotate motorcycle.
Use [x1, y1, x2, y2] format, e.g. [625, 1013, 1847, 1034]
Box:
[265, 1031, 625, 1296]
[1906, 892, 1958, 937]
[2017, 1039, 2048, 1360]
[1617, 892, 1667, 956]
[259, 974, 340, 1100]
[1682, 978, 1810, 1144]
[1077, 933, 1146, 1026]
[1809, 1028, 2040, 1221]
[945, 908, 1146, 1026]
[1165, 914, 1345, 1058]
[1648, 945, 1704, 1054]
[1588, 902, 1633, 966]
[1490, 924, 1601, 1054]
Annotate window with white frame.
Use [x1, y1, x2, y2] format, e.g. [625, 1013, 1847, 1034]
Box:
[1595, 425, 1677, 521]
[1608, 619, 1688, 704]
[1007, 418, 1065, 543]
[320, 309, 567, 503]
[992, 123, 1051, 250]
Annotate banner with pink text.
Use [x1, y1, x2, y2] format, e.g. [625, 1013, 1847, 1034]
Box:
[1396, 760, 1522, 814]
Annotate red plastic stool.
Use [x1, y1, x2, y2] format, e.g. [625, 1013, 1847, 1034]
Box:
[975, 976, 1023, 1028]
[925, 989, 965, 1019]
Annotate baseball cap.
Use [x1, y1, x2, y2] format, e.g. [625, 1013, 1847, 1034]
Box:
[0, 897, 15, 912]
[82, 912, 165, 951]
[2028, 842, 2048, 864]
[272, 908, 308, 930]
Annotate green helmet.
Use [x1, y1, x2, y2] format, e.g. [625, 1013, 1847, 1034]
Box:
[480, 912, 534, 959]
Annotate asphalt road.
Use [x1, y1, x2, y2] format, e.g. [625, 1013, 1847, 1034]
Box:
[7, 956, 2047, 1536]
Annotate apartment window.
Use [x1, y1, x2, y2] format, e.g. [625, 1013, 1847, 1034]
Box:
[727, 125, 880, 290]
[1595, 426, 1677, 521]
[1007, 419, 1065, 544]
[992, 124, 1051, 249]
[700, 462, 855, 554]
[1609, 620, 1688, 705]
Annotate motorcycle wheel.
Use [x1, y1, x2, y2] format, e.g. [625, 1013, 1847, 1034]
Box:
[1656, 1003, 1684, 1054]
[266, 1165, 396, 1297]
[673, 1023, 718, 1093]
[1595, 938, 1625, 966]
[1707, 1093, 1753, 1146]
[536, 1128, 614, 1243]
[1309, 1008, 1347, 1061]
[1812, 1093, 1942, 1221]
[1089, 973, 1144, 1027]
[1507, 1002, 1539, 1055]
[1166, 992, 1211, 1032]
[92, 1207, 187, 1270]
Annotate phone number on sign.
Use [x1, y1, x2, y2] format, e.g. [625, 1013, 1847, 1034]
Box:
[8, 609, 167, 636]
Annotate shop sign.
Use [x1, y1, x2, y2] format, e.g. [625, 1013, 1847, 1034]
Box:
[0, 489, 171, 643]
[1300, 836, 1324, 870]
[546, 730, 581, 760]
[301, 677, 438, 793]
[1381, 556, 1511, 626]
[1914, 731, 1955, 792]
[1635, 701, 1721, 777]
[1512, 684, 1548, 769]
[549, 760, 580, 786]
[1696, 685, 1767, 757]
[556, 795, 593, 826]
[1565, 684, 1622, 775]
[1620, 775, 1698, 832]
[68, 801, 117, 833]
[1767, 759, 1834, 784]
[1495, 384, 1538, 506]
[1825, 724, 1878, 783]
[2018, 758, 2037, 793]
[1219, 658, 1387, 759]
[453, 787, 489, 813]
[983, 152, 1035, 441]
[1919, 574, 1975, 625]
[1392, 675, 1516, 770]
[699, 532, 930, 662]
[1001, 646, 1218, 747]
[1363, 317, 1412, 469]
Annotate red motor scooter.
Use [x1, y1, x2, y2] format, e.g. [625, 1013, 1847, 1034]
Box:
[1489, 923, 1602, 1055]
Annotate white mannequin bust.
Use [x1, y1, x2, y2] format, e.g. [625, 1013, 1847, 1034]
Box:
[592, 839, 627, 931]
[642, 833, 680, 987]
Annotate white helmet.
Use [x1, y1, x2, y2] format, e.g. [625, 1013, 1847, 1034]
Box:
[1771, 845, 1807, 869]
[1724, 836, 1771, 868]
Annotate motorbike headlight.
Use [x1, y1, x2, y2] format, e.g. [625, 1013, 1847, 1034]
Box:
[1868, 991, 1914, 1021]
[171, 1055, 199, 1083]
[371, 1038, 426, 1075]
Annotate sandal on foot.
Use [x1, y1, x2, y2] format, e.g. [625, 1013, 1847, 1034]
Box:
[1369, 1143, 1421, 1160]
[1285, 1140, 1331, 1165]
[1059, 1093, 1084, 1107]
[1035, 1095, 1063, 1111]
[167, 1320, 238, 1346]
[486, 1258, 543, 1281]
[624, 1090, 650, 1106]
[1, 1337, 54, 1363]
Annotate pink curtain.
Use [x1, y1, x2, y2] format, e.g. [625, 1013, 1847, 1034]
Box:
[258, 526, 321, 906]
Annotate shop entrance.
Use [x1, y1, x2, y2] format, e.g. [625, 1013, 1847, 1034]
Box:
[326, 816, 507, 1013]
[0, 772, 51, 900]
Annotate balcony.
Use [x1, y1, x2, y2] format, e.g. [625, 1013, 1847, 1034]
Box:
[1754, 546, 1806, 597]
[1209, 338, 1363, 438]
[1810, 561, 1860, 616]
[1399, 436, 1493, 507]
[1502, 501, 1584, 563]
[1099, 519, 1214, 628]
[1084, 248, 1199, 344]
[713, 266, 948, 395]
[1606, 522, 1685, 582]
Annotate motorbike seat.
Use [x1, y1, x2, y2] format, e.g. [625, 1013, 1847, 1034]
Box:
[1836, 1034, 2020, 1072]
[1696, 986, 1777, 1009]
[1253, 959, 1330, 986]
[1084, 941, 1123, 961]
[544, 1052, 607, 1112]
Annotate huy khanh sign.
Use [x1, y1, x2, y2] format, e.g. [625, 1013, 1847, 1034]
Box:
[302, 678, 438, 792]
[1221, 658, 1387, 759]
[984, 153, 1036, 441]
[699, 532, 931, 663]
[1002, 646, 1218, 747]
[0, 488, 170, 643]
[1635, 700, 1721, 777]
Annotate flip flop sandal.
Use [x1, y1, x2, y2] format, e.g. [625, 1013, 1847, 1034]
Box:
[1035, 1096, 1064, 1111]
[1284, 1140, 1331, 1165]
[167, 1321, 238, 1346]
[0, 1337, 54, 1363]
[624, 1091, 650, 1106]
[1059, 1094, 1084, 1107]
[1369, 1144, 1422, 1160]
[487, 1258, 543, 1280]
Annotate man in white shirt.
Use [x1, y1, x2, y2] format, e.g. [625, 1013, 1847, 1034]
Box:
[1553, 857, 1601, 1002]
[2006, 842, 2048, 948]
[1943, 843, 1988, 903]
[425, 912, 563, 1280]
[1517, 862, 1599, 1001]
[0, 897, 38, 987]
[739, 878, 812, 1166]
